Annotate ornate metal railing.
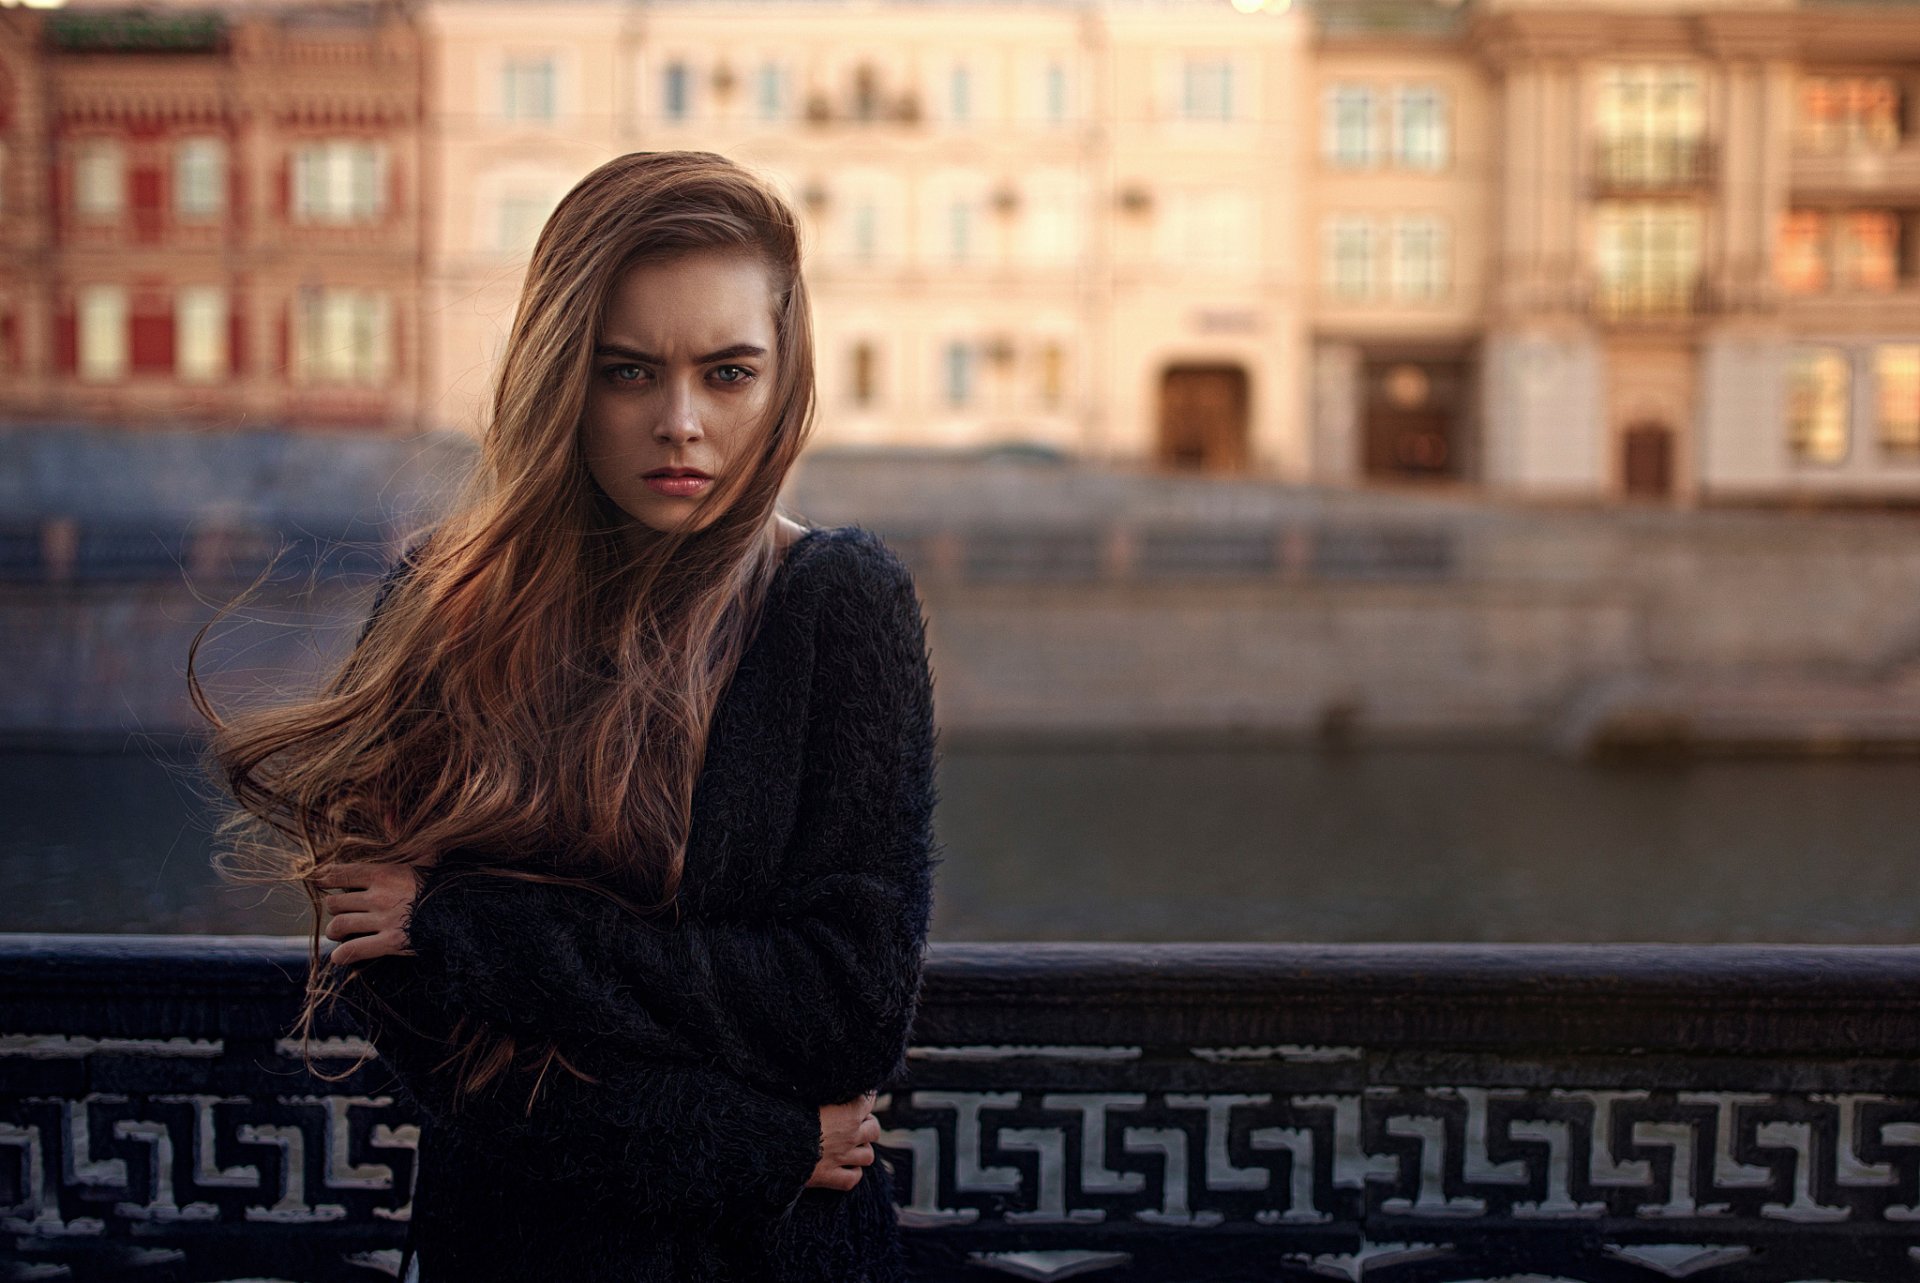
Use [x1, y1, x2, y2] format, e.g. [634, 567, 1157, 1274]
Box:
[4, 935, 1918, 1281]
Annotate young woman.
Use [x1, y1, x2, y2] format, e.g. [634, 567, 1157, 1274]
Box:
[190, 151, 939, 1282]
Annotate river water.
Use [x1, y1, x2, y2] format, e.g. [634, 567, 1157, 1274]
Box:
[4, 743, 1916, 942]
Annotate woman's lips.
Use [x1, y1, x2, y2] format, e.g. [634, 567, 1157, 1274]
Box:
[644, 475, 711, 497]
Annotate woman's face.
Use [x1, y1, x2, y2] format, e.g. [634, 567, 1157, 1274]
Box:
[581, 248, 779, 535]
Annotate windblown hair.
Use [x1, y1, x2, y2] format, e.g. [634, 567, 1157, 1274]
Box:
[188, 151, 818, 1104]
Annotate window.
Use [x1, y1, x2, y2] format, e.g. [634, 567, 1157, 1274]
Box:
[74, 139, 124, 218]
[77, 286, 127, 382]
[850, 199, 878, 263]
[1392, 216, 1449, 301]
[1040, 340, 1065, 408]
[664, 61, 692, 121]
[502, 56, 557, 122]
[1044, 62, 1069, 124]
[175, 137, 225, 219]
[295, 289, 391, 386]
[943, 340, 973, 407]
[850, 341, 877, 406]
[1788, 347, 1851, 463]
[1779, 210, 1830, 294]
[1834, 211, 1899, 291]
[1798, 76, 1901, 154]
[1325, 86, 1378, 168]
[176, 286, 226, 383]
[1593, 201, 1702, 316]
[497, 193, 552, 254]
[1023, 174, 1080, 266]
[1181, 57, 1234, 123]
[948, 199, 974, 262]
[1323, 216, 1375, 300]
[1877, 344, 1920, 452]
[1596, 64, 1707, 185]
[292, 142, 386, 224]
[949, 65, 972, 124]
[756, 62, 789, 121]
[1395, 86, 1448, 171]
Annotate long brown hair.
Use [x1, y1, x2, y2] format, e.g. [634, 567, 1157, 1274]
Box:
[188, 150, 818, 1105]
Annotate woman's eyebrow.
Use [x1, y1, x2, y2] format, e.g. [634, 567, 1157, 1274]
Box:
[594, 342, 767, 364]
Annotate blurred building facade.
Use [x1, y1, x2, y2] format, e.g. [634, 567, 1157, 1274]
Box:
[419, 0, 1308, 471]
[5, 0, 1920, 504]
[0, 1, 427, 430]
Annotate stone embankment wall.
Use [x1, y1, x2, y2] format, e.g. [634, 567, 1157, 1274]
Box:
[7, 429, 1920, 750]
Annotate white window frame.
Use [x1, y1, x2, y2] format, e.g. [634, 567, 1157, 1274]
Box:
[295, 288, 393, 387]
[755, 60, 791, 122]
[1180, 56, 1236, 123]
[1394, 85, 1450, 171]
[77, 286, 128, 383]
[292, 141, 387, 224]
[176, 286, 227, 384]
[1324, 85, 1379, 168]
[74, 139, 124, 219]
[1391, 215, 1450, 301]
[501, 55, 558, 123]
[175, 136, 225, 219]
[663, 58, 695, 122]
[943, 339, 974, 407]
[1323, 215, 1377, 301]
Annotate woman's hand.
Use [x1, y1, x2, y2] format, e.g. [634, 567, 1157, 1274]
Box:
[316, 860, 427, 967]
[808, 1090, 880, 1191]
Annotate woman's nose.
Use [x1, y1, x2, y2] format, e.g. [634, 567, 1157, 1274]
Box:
[655, 383, 703, 443]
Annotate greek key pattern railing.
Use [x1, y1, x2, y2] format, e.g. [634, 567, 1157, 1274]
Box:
[4, 938, 1918, 1281]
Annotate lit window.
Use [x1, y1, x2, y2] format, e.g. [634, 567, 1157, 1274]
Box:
[1040, 341, 1065, 408]
[1596, 64, 1706, 185]
[850, 341, 877, 407]
[1044, 62, 1069, 124]
[664, 61, 692, 121]
[77, 286, 127, 382]
[1778, 210, 1830, 294]
[1788, 346, 1851, 463]
[295, 289, 391, 387]
[1834, 211, 1899, 291]
[1323, 216, 1375, 301]
[756, 63, 788, 121]
[292, 142, 386, 224]
[943, 340, 973, 407]
[1876, 344, 1920, 452]
[1181, 57, 1234, 123]
[176, 286, 226, 384]
[74, 139, 124, 219]
[1594, 201, 1702, 316]
[1325, 85, 1377, 168]
[1392, 215, 1450, 301]
[1395, 86, 1448, 170]
[949, 65, 972, 124]
[175, 137, 225, 219]
[503, 56, 557, 122]
[1798, 76, 1901, 154]
[1168, 189, 1255, 268]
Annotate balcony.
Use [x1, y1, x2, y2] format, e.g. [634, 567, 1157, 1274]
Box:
[1590, 138, 1715, 194]
[1593, 275, 1709, 323]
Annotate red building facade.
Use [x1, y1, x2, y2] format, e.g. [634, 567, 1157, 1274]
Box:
[0, 2, 425, 430]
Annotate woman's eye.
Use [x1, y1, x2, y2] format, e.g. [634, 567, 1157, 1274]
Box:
[605, 364, 646, 384]
[713, 365, 755, 385]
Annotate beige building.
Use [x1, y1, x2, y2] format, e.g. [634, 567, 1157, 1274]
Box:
[1468, 0, 1920, 502]
[420, 0, 1310, 472]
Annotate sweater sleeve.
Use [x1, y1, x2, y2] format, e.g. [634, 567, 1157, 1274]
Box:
[338, 956, 823, 1225]
[336, 538, 824, 1221]
[398, 531, 940, 1107]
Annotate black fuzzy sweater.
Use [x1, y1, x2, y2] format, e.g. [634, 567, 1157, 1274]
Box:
[339, 525, 939, 1283]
